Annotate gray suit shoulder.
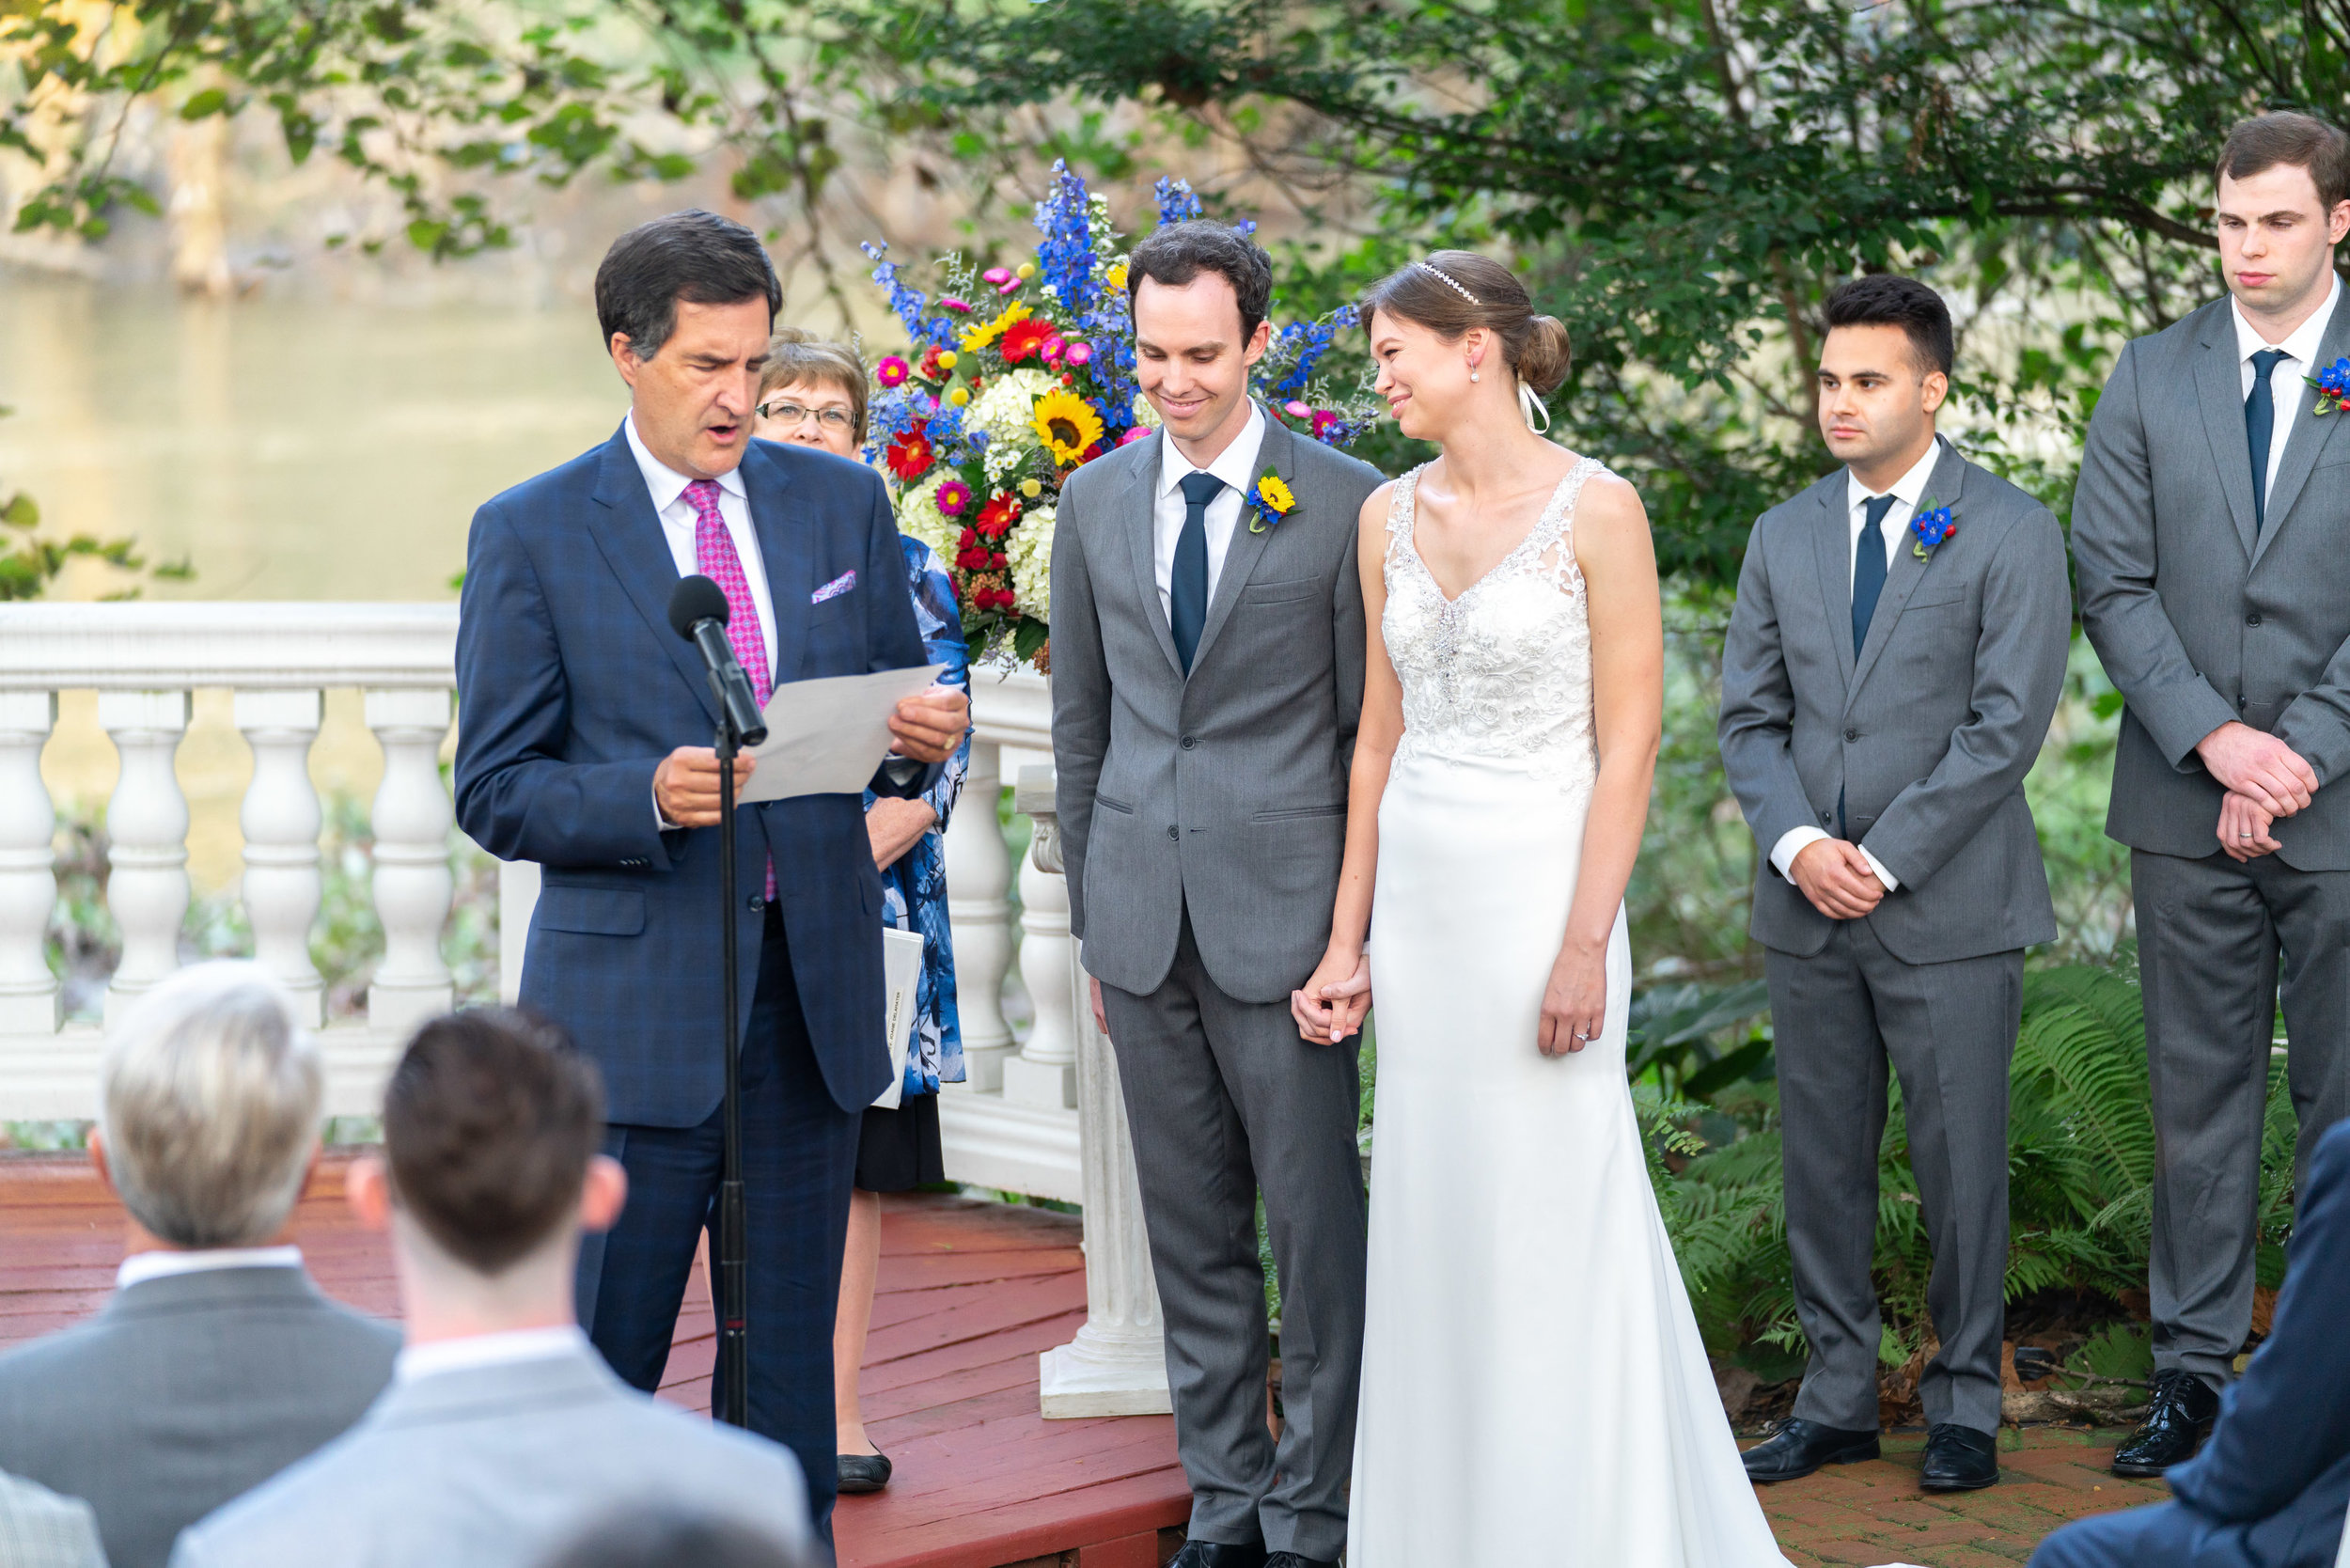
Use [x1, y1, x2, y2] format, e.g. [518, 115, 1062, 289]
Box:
[1952, 454, 2060, 543]
[1291, 431, 1385, 494]
[1058, 435, 1151, 524]
[1751, 469, 1844, 546]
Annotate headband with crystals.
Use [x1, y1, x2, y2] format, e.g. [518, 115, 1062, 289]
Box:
[1414, 259, 1481, 306]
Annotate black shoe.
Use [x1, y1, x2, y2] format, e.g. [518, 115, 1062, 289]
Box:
[1263, 1556, 1340, 1568]
[1741, 1418, 1881, 1482]
[2112, 1369, 2220, 1477]
[1919, 1422, 1999, 1491]
[1168, 1542, 1267, 1568]
[836, 1450, 892, 1494]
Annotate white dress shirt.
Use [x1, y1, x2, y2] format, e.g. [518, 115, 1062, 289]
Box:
[1152, 401, 1268, 621]
[2234, 273, 2342, 509]
[624, 414, 778, 683]
[394, 1324, 591, 1385]
[116, 1244, 303, 1291]
[1767, 437, 1949, 894]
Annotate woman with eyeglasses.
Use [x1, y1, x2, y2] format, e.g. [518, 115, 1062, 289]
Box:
[753, 331, 972, 1497]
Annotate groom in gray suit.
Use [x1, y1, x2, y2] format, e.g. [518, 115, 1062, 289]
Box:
[1721, 276, 2071, 1493]
[1051, 221, 1382, 1568]
[2073, 111, 2350, 1478]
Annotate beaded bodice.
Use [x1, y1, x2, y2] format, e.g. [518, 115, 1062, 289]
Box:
[1382, 457, 1607, 792]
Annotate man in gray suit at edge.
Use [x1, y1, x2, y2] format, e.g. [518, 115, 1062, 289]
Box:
[1720, 276, 2071, 1495]
[1051, 220, 1382, 1568]
[0, 962, 400, 1568]
[2073, 110, 2350, 1480]
[170, 1008, 811, 1568]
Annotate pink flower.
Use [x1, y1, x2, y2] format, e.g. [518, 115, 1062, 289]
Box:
[940, 297, 973, 314]
[876, 356, 912, 388]
[1119, 425, 1152, 447]
[1042, 335, 1068, 364]
[1064, 341, 1093, 367]
[1283, 400, 1311, 419]
[981, 267, 1014, 286]
[1311, 408, 1344, 442]
[935, 479, 973, 517]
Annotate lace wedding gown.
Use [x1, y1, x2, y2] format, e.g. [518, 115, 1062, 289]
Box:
[1347, 459, 1794, 1565]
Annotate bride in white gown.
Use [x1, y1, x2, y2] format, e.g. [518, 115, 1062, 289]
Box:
[1292, 252, 1794, 1565]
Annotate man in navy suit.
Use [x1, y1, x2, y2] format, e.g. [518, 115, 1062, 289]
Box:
[452, 210, 968, 1536]
[2028, 1115, 2350, 1568]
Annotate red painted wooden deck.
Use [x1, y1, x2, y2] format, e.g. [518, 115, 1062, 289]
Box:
[0, 1153, 1188, 1568]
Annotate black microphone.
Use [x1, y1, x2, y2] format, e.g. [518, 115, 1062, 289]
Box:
[667, 575, 769, 747]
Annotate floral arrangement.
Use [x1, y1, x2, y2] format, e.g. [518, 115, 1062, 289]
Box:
[862, 164, 1375, 666]
[1909, 500, 1957, 559]
[2307, 355, 2350, 416]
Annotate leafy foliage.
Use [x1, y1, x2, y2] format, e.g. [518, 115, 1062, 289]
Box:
[0, 408, 193, 602]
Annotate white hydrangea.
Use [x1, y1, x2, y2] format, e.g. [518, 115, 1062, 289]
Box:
[969, 368, 1058, 447]
[893, 474, 960, 564]
[1008, 505, 1055, 624]
[1130, 392, 1162, 430]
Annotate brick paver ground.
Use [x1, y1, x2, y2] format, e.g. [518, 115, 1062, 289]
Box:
[1758, 1426, 2169, 1566]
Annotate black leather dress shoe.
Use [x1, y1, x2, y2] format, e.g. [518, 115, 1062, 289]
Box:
[2112, 1368, 2220, 1477]
[1741, 1418, 1881, 1482]
[1167, 1541, 1267, 1568]
[1919, 1422, 1999, 1491]
[1263, 1554, 1340, 1568]
[836, 1450, 892, 1493]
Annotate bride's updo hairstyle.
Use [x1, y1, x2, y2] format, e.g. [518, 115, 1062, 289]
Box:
[1361, 251, 1573, 396]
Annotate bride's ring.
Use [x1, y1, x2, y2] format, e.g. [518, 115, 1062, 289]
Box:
[2240, 832, 2255, 839]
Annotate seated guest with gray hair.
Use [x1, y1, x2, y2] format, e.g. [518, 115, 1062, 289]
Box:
[0, 962, 399, 1568]
[0, 1471, 108, 1568]
[169, 1007, 812, 1568]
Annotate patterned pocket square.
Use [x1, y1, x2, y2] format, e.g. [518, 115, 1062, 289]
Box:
[812, 570, 856, 604]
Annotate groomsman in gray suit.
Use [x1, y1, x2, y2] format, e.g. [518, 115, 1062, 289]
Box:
[2073, 110, 2350, 1478]
[1721, 276, 2071, 1494]
[1051, 221, 1382, 1568]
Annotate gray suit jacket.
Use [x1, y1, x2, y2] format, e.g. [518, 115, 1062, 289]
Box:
[1719, 438, 2072, 963]
[1052, 412, 1385, 1001]
[168, 1346, 811, 1568]
[2075, 293, 2350, 869]
[0, 1265, 399, 1568]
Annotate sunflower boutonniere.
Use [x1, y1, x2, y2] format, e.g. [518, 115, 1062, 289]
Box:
[1246, 468, 1297, 533]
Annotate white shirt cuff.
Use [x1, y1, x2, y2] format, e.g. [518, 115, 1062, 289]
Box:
[1769, 825, 1898, 891]
[655, 782, 680, 833]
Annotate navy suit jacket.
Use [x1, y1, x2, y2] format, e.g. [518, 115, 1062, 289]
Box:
[2163, 1116, 2350, 1565]
[455, 427, 932, 1123]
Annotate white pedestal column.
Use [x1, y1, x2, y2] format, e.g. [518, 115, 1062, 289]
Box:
[364, 689, 454, 1033]
[0, 693, 59, 1033]
[943, 738, 1016, 1092]
[234, 689, 325, 1026]
[1024, 768, 1172, 1418]
[100, 691, 191, 1025]
[1004, 765, 1077, 1109]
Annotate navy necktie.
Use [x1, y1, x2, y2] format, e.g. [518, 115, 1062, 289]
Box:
[1171, 470, 1223, 673]
[1853, 493, 1896, 658]
[2247, 347, 2289, 535]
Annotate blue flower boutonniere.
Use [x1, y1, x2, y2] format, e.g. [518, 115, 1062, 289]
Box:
[2306, 356, 2350, 416]
[1246, 468, 1297, 534]
[1910, 500, 1958, 560]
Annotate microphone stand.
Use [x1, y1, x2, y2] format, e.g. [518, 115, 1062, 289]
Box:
[712, 675, 751, 1429]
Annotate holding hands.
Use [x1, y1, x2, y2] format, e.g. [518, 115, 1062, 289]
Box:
[2199, 721, 2319, 860]
[1292, 948, 1372, 1045]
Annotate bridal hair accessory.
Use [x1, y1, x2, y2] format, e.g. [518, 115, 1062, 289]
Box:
[1415, 259, 1481, 306]
[1518, 379, 1552, 434]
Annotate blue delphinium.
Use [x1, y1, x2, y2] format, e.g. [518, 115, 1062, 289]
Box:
[1033, 161, 1100, 318]
[862, 242, 954, 346]
[1154, 177, 1204, 227]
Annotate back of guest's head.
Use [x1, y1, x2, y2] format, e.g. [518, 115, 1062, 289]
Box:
[594, 209, 781, 361]
[1822, 274, 1954, 378]
[759, 329, 870, 443]
[1127, 219, 1276, 339]
[2217, 111, 2350, 212]
[100, 962, 322, 1248]
[537, 1508, 810, 1568]
[383, 1008, 603, 1276]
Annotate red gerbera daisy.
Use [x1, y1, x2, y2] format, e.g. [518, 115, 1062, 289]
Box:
[998, 317, 1057, 365]
[975, 492, 1021, 540]
[885, 425, 934, 480]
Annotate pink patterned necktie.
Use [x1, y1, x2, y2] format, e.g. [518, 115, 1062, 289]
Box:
[684, 479, 776, 902]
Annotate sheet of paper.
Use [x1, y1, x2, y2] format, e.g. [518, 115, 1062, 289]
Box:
[736, 663, 948, 804]
[872, 927, 926, 1110]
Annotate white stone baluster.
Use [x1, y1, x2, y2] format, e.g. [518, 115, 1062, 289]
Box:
[365, 689, 453, 1032]
[234, 690, 324, 1025]
[100, 691, 191, 1025]
[1025, 769, 1171, 1418]
[1004, 765, 1077, 1108]
[0, 693, 59, 1032]
[944, 738, 1016, 1092]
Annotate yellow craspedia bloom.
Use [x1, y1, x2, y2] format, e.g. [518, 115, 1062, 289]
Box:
[1019, 478, 1042, 498]
[1257, 474, 1297, 514]
[1032, 388, 1105, 465]
[937, 350, 959, 369]
[1016, 261, 1037, 280]
[948, 387, 970, 407]
[960, 303, 1030, 354]
[1105, 262, 1129, 290]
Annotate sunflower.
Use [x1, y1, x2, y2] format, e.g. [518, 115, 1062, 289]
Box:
[1032, 389, 1105, 465]
[959, 303, 1030, 354]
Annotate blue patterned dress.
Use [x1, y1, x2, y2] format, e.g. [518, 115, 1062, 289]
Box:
[867, 535, 971, 1096]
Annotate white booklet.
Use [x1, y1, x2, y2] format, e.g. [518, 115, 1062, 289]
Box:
[873, 927, 925, 1110]
[737, 663, 948, 803]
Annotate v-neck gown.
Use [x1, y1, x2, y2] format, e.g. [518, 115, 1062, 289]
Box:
[1346, 459, 1794, 1565]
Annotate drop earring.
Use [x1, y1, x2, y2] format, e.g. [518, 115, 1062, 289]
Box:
[1469, 362, 1480, 383]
